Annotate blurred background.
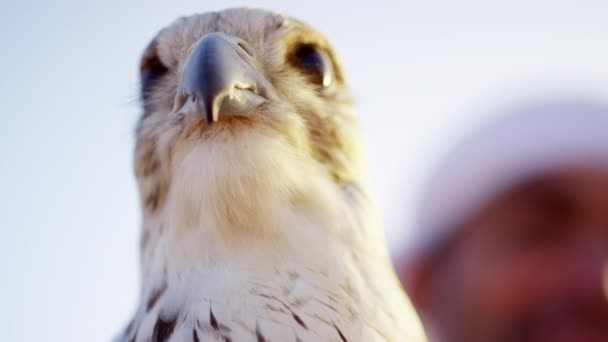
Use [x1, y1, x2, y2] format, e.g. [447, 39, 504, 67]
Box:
[1, 0, 607, 340]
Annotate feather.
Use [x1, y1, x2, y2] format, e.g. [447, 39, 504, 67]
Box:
[117, 8, 426, 342]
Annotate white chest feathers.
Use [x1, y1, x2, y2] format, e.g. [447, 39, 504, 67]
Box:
[120, 131, 426, 341]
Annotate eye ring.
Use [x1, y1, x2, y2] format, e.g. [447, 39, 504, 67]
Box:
[291, 44, 334, 89]
[140, 54, 169, 100]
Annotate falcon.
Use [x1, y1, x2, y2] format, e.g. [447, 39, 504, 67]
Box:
[117, 8, 426, 342]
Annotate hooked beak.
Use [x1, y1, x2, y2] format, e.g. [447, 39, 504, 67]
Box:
[174, 32, 275, 124]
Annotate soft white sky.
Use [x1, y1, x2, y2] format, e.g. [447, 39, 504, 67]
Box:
[1, 0, 607, 340]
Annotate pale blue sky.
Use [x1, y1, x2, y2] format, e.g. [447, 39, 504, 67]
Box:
[1, 0, 607, 340]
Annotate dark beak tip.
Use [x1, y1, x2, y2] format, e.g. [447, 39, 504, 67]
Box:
[176, 33, 273, 124]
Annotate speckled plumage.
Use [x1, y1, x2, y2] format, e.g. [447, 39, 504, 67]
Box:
[117, 8, 426, 342]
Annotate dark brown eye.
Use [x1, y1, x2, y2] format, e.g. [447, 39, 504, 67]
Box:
[291, 44, 333, 88]
[140, 54, 169, 101]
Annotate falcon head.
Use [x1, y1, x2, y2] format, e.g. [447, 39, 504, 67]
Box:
[121, 10, 427, 341]
[135, 8, 366, 257]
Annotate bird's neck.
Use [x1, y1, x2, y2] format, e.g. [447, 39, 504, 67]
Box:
[138, 132, 373, 292]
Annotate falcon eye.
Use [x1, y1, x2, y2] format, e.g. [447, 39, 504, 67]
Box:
[140, 54, 169, 100]
[291, 44, 333, 88]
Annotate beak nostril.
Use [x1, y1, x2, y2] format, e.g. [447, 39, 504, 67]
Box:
[237, 40, 255, 58]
